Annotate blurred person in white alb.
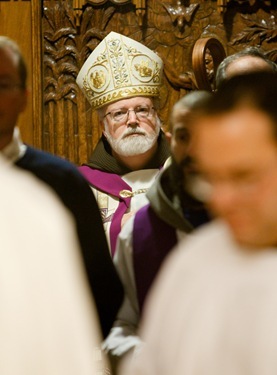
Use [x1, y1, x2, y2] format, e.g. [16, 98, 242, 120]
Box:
[121, 71, 277, 375]
[0, 156, 106, 375]
[77, 32, 170, 256]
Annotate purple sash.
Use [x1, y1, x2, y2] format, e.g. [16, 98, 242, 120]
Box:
[133, 204, 177, 312]
[79, 166, 132, 256]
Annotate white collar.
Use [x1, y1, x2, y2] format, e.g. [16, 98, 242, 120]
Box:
[1, 127, 27, 164]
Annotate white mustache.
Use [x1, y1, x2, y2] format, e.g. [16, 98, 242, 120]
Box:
[122, 128, 146, 138]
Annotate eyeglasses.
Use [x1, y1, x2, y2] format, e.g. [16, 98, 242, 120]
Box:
[0, 82, 23, 95]
[104, 105, 155, 123]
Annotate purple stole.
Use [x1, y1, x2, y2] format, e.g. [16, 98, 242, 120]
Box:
[79, 166, 132, 257]
[133, 204, 177, 312]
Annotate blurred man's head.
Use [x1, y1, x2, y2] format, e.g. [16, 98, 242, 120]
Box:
[0, 36, 28, 149]
[216, 47, 277, 89]
[167, 91, 212, 208]
[192, 72, 277, 248]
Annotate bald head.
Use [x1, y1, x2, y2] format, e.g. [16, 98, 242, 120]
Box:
[226, 56, 274, 79]
[215, 47, 277, 89]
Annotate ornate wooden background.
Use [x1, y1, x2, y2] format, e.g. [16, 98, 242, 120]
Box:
[0, 0, 42, 147]
[37, 0, 277, 164]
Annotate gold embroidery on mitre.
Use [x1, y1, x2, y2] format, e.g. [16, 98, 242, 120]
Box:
[90, 70, 106, 89]
[108, 39, 131, 88]
[76, 32, 163, 109]
[91, 86, 160, 110]
[135, 60, 152, 77]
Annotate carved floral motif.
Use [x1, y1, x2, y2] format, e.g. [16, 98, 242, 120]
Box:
[42, 0, 277, 164]
[230, 12, 277, 47]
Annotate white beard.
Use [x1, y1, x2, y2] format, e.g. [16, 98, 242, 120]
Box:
[104, 121, 161, 157]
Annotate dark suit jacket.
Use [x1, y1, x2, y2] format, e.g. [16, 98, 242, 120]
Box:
[16, 146, 123, 338]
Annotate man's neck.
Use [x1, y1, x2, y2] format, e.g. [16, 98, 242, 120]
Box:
[0, 128, 26, 163]
[112, 143, 158, 171]
[0, 133, 13, 151]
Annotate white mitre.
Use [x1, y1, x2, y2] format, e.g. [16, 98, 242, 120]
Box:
[76, 31, 163, 109]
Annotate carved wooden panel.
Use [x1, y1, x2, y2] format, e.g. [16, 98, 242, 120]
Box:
[42, 0, 277, 165]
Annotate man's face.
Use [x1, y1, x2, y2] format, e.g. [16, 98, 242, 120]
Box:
[168, 114, 200, 207]
[192, 106, 277, 248]
[101, 97, 160, 157]
[0, 47, 27, 148]
[170, 115, 191, 166]
[170, 118, 191, 182]
[170, 108, 199, 190]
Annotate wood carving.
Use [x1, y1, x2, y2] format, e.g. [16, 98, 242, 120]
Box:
[86, 0, 129, 3]
[216, 0, 273, 13]
[73, 0, 86, 26]
[133, 0, 146, 26]
[163, 1, 199, 32]
[42, 0, 277, 165]
[216, 0, 231, 13]
[86, 0, 146, 25]
[192, 37, 226, 91]
[230, 13, 277, 49]
[216, 0, 263, 13]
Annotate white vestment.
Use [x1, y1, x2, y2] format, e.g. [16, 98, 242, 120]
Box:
[122, 220, 277, 375]
[92, 168, 160, 252]
[0, 157, 107, 374]
[103, 214, 186, 359]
